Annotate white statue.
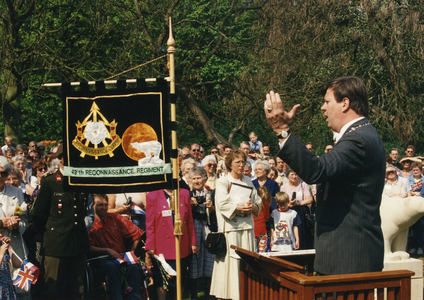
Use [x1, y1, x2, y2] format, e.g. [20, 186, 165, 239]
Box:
[380, 194, 424, 261]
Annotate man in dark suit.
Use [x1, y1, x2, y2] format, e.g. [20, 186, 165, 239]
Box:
[32, 145, 89, 299]
[264, 76, 385, 275]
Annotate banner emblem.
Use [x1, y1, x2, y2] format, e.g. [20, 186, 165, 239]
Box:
[73, 102, 121, 159]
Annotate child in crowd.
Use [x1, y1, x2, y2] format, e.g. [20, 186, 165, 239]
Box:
[0, 233, 20, 299]
[254, 186, 271, 253]
[270, 192, 301, 252]
[248, 131, 263, 154]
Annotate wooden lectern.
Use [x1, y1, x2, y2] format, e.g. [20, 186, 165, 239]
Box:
[232, 246, 413, 300]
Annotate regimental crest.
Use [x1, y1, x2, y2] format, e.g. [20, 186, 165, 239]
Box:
[72, 102, 121, 159]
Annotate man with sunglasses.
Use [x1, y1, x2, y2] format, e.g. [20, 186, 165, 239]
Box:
[32, 145, 89, 300]
[383, 165, 407, 198]
[190, 143, 202, 166]
[405, 145, 416, 158]
[28, 141, 37, 150]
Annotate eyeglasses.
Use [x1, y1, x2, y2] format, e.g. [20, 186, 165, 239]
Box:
[38, 167, 48, 172]
[211, 151, 219, 154]
[38, 148, 45, 151]
[200, 151, 204, 154]
[206, 164, 216, 168]
[407, 150, 414, 153]
[192, 149, 200, 152]
[0, 171, 8, 178]
[386, 171, 396, 175]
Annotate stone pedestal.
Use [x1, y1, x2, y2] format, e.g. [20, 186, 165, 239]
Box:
[383, 258, 422, 300]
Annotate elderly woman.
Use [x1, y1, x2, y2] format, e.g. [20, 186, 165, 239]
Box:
[280, 166, 314, 250]
[210, 150, 261, 300]
[12, 156, 31, 194]
[189, 166, 216, 299]
[383, 165, 407, 198]
[202, 154, 218, 190]
[252, 160, 280, 211]
[5, 167, 22, 189]
[0, 157, 29, 296]
[399, 157, 419, 178]
[408, 161, 424, 197]
[180, 158, 196, 190]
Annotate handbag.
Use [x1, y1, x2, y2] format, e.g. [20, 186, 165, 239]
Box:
[205, 187, 226, 255]
[204, 232, 226, 256]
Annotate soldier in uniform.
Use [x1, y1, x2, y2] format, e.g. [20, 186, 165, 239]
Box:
[32, 144, 89, 300]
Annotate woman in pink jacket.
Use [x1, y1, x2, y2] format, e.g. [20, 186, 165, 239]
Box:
[145, 189, 197, 300]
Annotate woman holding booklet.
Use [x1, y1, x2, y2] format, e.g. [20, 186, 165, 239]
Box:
[210, 150, 262, 300]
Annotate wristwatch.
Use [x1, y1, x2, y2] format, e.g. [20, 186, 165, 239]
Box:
[276, 130, 291, 139]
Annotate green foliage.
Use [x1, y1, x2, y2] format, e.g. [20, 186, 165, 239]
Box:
[0, 0, 423, 154]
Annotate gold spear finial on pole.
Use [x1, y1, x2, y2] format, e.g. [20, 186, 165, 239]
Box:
[167, 17, 176, 54]
[168, 16, 183, 300]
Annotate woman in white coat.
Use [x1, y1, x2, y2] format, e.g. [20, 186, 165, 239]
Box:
[210, 150, 261, 300]
[0, 156, 29, 298]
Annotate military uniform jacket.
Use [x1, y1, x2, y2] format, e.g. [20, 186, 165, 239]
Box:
[277, 118, 385, 275]
[32, 169, 89, 257]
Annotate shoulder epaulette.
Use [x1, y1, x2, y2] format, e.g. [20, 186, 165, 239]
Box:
[43, 171, 54, 178]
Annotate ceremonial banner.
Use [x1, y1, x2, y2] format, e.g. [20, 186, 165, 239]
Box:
[62, 79, 172, 193]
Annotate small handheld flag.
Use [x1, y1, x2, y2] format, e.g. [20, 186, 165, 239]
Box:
[131, 203, 146, 215]
[112, 255, 126, 265]
[122, 251, 140, 265]
[13, 260, 40, 291]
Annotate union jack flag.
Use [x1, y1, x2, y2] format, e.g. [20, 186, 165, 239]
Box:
[13, 260, 39, 291]
[411, 180, 423, 191]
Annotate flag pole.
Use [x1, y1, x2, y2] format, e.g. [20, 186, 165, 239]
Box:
[167, 17, 183, 300]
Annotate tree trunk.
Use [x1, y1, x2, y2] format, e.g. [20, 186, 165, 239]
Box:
[178, 86, 228, 145]
[0, 68, 21, 143]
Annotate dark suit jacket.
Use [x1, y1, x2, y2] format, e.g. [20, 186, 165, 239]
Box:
[32, 169, 89, 257]
[277, 118, 385, 275]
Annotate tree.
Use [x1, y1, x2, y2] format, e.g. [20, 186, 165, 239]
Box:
[0, 0, 36, 142]
[236, 0, 424, 153]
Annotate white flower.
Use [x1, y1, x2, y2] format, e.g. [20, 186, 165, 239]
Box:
[84, 122, 108, 145]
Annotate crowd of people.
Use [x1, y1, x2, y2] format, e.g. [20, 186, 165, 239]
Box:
[0, 121, 423, 300]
